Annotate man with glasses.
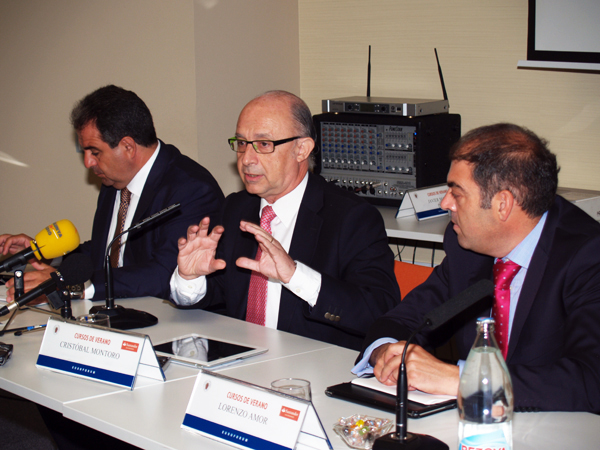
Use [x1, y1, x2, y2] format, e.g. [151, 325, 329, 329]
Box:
[170, 90, 400, 350]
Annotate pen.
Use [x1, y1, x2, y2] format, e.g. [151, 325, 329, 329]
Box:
[0, 324, 47, 336]
[15, 324, 47, 336]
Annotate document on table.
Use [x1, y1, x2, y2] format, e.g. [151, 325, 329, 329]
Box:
[352, 376, 456, 405]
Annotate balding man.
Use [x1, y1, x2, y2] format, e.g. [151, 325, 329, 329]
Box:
[170, 90, 400, 350]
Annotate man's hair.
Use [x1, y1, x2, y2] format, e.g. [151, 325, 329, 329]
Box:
[70, 85, 158, 148]
[450, 123, 559, 218]
[257, 90, 317, 169]
[257, 90, 317, 142]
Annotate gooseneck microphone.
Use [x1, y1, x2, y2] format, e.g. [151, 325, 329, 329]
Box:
[0, 220, 80, 272]
[89, 203, 181, 330]
[374, 279, 494, 450]
[0, 254, 93, 317]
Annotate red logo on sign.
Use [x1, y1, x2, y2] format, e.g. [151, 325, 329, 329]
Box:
[279, 406, 300, 421]
[121, 341, 139, 352]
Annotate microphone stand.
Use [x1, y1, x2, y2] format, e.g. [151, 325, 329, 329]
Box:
[90, 203, 181, 330]
[373, 321, 448, 450]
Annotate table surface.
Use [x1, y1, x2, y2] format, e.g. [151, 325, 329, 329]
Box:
[1, 297, 599, 450]
[376, 206, 449, 243]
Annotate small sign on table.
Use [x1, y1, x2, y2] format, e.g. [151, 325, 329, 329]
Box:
[182, 370, 332, 450]
[36, 316, 165, 389]
[396, 184, 449, 220]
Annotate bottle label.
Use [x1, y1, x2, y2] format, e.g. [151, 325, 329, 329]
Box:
[459, 429, 510, 450]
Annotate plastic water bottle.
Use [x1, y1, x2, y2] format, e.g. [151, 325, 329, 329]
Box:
[458, 317, 513, 450]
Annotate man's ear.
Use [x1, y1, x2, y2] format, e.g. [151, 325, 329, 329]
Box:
[119, 136, 137, 159]
[295, 137, 315, 163]
[495, 190, 515, 222]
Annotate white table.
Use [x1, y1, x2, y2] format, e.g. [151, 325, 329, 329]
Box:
[1, 297, 599, 449]
[376, 206, 449, 243]
[0, 297, 331, 414]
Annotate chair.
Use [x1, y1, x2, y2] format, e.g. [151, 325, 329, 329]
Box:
[394, 260, 458, 361]
[394, 260, 434, 300]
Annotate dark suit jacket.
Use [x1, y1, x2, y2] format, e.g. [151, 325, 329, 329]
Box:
[360, 195, 600, 413]
[194, 172, 400, 350]
[77, 141, 224, 300]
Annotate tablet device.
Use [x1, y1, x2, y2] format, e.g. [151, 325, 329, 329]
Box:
[152, 334, 267, 369]
[325, 382, 457, 418]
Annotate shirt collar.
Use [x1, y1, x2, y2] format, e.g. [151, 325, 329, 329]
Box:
[125, 141, 161, 198]
[259, 172, 309, 226]
[504, 211, 548, 270]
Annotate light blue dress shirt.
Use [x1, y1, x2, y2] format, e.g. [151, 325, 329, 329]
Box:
[352, 212, 548, 376]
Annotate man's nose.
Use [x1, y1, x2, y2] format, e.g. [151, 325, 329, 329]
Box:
[240, 146, 258, 165]
[83, 153, 96, 169]
[440, 191, 452, 211]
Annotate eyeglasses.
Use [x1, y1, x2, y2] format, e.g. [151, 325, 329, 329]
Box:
[228, 136, 301, 154]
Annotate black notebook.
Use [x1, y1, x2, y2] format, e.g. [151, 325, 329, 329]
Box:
[325, 377, 457, 419]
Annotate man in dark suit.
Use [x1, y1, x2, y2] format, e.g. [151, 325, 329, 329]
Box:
[170, 90, 400, 350]
[0, 85, 224, 301]
[354, 123, 600, 413]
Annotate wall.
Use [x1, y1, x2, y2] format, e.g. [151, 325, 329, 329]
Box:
[0, 0, 198, 239]
[194, 0, 300, 197]
[298, 0, 600, 192]
[0, 0, 300, 242]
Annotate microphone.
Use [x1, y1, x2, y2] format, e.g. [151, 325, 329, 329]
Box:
[374, 279, 494, 450]
[89, 203, 181, 330]
[0, 254, 93, 317]
[0, 220, 80, 272]
[423, 279, 495, 331]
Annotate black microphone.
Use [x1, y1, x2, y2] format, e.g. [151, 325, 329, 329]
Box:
[89, 203, 181, 330]
[374, 279, 494, 450]
[0, 254, 94, 317]
[423, 279, 495, 331]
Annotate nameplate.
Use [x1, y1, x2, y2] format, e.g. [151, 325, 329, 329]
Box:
[396, 184, 449, 220]
[182, 370, 332, 450]
[36, 316, 165, 390]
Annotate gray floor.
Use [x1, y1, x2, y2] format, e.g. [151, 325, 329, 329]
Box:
[0, 389, 57, 449]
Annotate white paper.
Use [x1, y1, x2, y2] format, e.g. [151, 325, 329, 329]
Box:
[352, 377, 455, 406]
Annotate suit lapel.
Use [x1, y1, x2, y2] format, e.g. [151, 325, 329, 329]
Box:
[92, 186, 117, 267]
[506, 208, 555, 361]
[123, 142, 170, 264]
[277, 174, 323, 330]
[130, 142, 170, 225]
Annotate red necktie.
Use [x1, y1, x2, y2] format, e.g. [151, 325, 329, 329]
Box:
[246, 205, 277, 326]
[492, 259, 521, 359]
[110, 188, 131, 268]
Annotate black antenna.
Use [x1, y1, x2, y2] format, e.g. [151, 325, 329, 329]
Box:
[434, 48, 448, 101]
[366, 45, 371, 97]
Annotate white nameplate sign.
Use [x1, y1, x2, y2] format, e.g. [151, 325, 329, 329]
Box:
[36, 316, 165, 389]
[396, 184, 449, 220]
[182, 370, 332, 450]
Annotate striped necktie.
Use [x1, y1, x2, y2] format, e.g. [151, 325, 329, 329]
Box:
[246, 205, 277, 326]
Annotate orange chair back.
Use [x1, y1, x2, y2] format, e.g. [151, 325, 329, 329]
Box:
[394, 260, 434, 300]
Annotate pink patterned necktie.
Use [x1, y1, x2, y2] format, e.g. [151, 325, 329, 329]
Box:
[110, 187, 131, 268]
[492, 259, 521, 359]
[246, 205, 277, 326]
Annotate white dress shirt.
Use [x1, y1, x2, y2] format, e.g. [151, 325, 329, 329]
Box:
[84, 143, 161, 299]
[170, 173, 322, 329]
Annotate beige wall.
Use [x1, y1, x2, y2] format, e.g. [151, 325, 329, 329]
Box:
[0, 0, 300, 241]
[2, 0, 598, 248]
[0, 0, 198, 239]
[195, 0, 300, 197]
[298, 0, 600, 191]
